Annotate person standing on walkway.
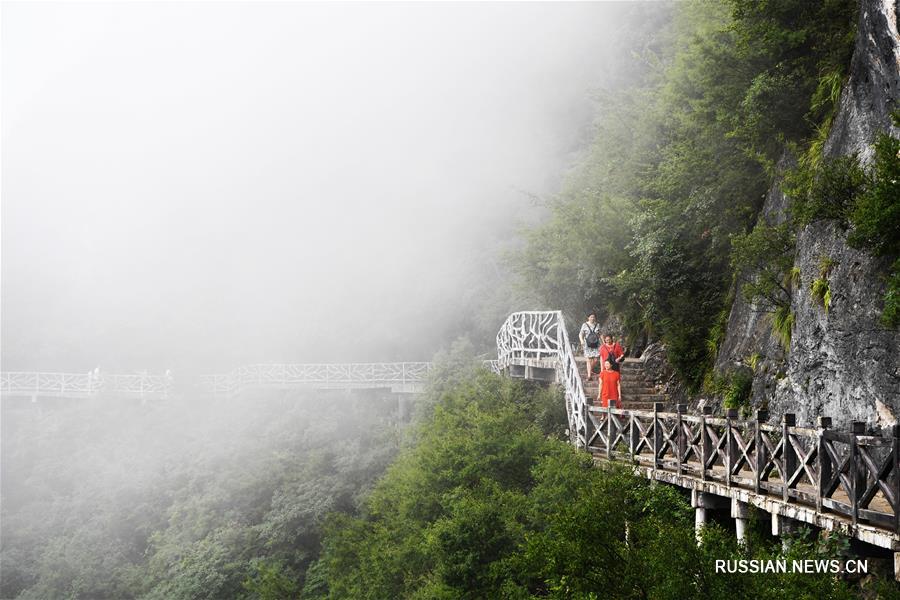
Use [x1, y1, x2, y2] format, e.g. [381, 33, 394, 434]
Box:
[600, 334, 625, 372]
[579, 313, 602, 381]
[599, 360, 622, 408]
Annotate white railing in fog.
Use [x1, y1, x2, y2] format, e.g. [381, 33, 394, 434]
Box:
[3, 358, 501, 400]
[495, 310, 587, 447]
[0, 371, 172, 398]
[198, 362, 435, 396]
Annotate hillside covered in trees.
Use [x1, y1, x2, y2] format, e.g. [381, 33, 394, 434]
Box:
[0, 392, 400, 599]
[3, 0, 899, 598]
[515, 0, 899, 422]
[308, 363, 898, 599]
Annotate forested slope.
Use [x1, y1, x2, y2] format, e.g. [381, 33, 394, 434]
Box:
[516, 0, 899, 424]
[0, 392, 400, 599]
[309, 363, 893, 598]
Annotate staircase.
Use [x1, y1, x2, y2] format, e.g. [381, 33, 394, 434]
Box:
[574, 357, 666, 409]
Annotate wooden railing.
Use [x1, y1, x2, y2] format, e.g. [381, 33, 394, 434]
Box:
[585, 403, 899, 534]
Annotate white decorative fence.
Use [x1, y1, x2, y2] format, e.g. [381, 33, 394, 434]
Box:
[1, 371, 172, 398]
[495, 310, 588, 447]
[198, 362, 435, 396]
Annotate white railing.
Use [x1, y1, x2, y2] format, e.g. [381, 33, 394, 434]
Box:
[3, 360, 500, 400]
[495, 311, 588, 447]
[198, 362, 435, 396]
[0, 371, 172, 398]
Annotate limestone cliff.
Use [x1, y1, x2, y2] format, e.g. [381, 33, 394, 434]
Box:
[714, 0, 900, 430]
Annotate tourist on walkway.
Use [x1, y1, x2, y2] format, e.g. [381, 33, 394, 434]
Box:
[599, 360, 621, 408]
[600, 335, 625, 372]
[579, 313, 601, 381]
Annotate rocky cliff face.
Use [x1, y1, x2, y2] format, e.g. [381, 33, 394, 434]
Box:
[715, 0, 900, 430]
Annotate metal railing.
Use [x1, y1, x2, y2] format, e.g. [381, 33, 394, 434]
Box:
[198, 362, 434, 396]
[3, 361, 501, 399]
[495, 310, 589, 447]
[1, 371, 172, 398]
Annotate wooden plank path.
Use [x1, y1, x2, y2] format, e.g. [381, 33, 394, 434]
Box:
[584, 404, 898, 550]
[495, 310, 899, 560]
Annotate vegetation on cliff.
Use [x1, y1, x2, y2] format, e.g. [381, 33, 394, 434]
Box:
[516, 0, 860, 390]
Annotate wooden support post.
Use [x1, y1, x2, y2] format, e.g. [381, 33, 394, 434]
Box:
[850, 421, 866, 527]
[701, 406, 712, 481]
[816, 416, 832, 514]
[677, 404, 687, 476]
[726, 408, 738, 488]
[606, 406, 613, 459]
[754, 410, 768, 494]
[629, 412, 637, 461]
[892, 425, 899, 535]
[653, 402, 663, 475]
[783, 413, 797, 503]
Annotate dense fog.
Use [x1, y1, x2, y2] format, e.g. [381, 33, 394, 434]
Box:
[1, 4, 672, 598]
[2, 2, 647, 373]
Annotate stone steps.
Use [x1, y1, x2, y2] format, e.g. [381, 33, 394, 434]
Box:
[574, 354, 665, 410]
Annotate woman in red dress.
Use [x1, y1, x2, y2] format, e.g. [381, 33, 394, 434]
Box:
[599, 335, 625, 372]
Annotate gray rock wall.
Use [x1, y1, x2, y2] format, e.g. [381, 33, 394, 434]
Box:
[714, 154, 792, 410]
[716, 0, 900, 430]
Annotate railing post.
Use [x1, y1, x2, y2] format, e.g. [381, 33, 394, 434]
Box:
[653, 402, 663, 475]
[606, 406, 613, 459]
[892, 424, 899, 534]
[701, 406, 712, 481]
[725, 408, 738, 488]
[630, 412, 637, 462]
[676, 404, 687, 476]
[849, 421, 866, 526]
[816, 416, 832, 514]
[755, 410, 768, 495]
[782, 413, 797, 503]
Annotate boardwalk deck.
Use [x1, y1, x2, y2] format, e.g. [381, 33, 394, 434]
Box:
[496, 310, 899, 559]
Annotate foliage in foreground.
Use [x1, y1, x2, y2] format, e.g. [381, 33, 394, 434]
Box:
[310, 371, 874, 599]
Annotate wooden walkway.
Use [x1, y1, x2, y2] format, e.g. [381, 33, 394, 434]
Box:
[584, 404, 899, 550]
[494, 310, 899, 556]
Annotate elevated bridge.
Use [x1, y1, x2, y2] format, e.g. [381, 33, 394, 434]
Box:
[496, 310, 899, 576]
[198, 362, 436, 396]
[1, 371, 172, 400]
[1, 361, 502, 400]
